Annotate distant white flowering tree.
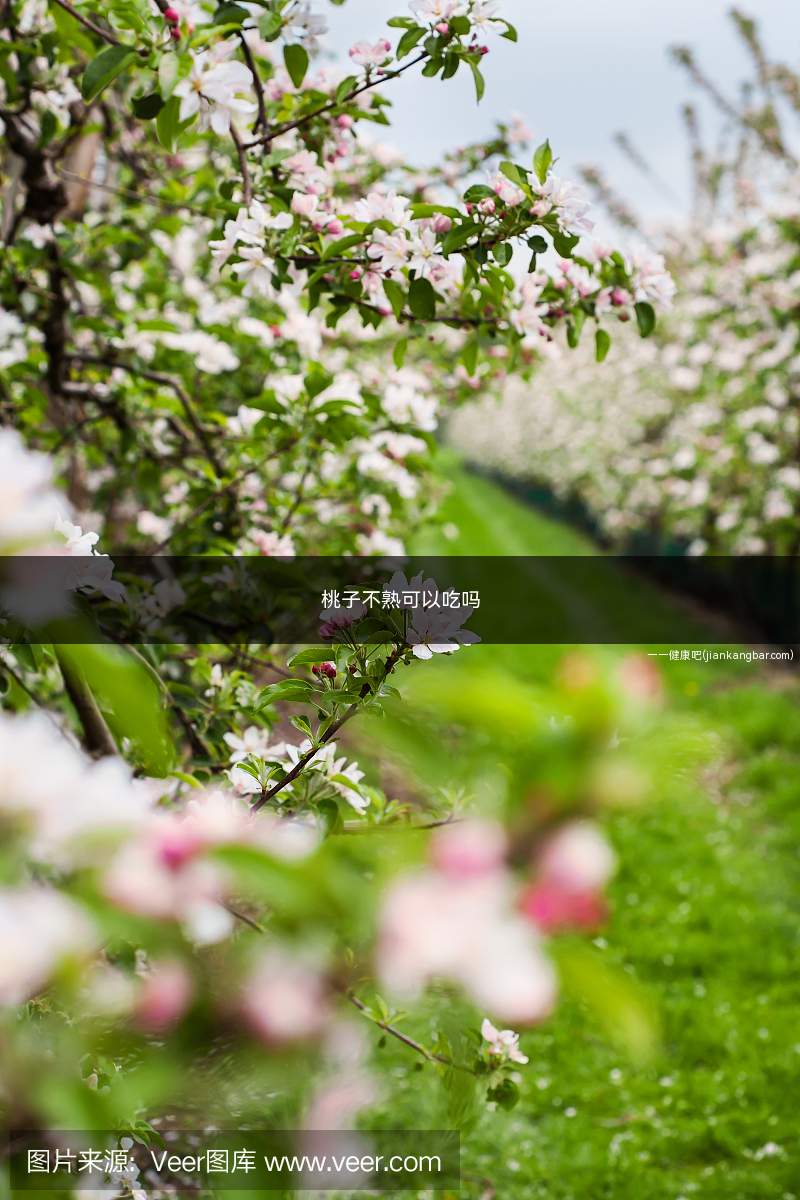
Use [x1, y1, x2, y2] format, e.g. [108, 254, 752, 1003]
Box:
[451, 10, 800, 555]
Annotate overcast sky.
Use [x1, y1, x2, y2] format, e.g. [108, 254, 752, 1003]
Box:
[325, 0, 797, 232]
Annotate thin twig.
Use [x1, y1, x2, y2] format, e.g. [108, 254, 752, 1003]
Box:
[251, 647, 403, 812]
[239, 31, 268, 134]
[244, 53, 428, 148]
[230, 124, 252, 208]
[50, 0, 125, 46]
[345, 992, 474, 1073]
[68, 352, 223, 477]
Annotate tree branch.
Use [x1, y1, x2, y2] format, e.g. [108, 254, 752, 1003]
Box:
[244, 53, 428, 149]
[68, 352, 224, 478]
[251, 647, 403, 811]
[50, 0, 125, 46]
[230, 124, 252, 208]
[345, 992, 475, 1074]
[239, 31, 268, 135]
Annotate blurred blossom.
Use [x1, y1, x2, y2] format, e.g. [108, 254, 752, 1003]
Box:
[241, 951, 330, 1044]
[429, 818, 508, 879]
[136, 960, 194, 1032]
[521, 821, 616, 934]
[0, 887, 94, 1006]
[378, 864, 557, 1024]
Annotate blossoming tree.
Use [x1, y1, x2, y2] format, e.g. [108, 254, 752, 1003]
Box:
[0, 0, 674, 1186]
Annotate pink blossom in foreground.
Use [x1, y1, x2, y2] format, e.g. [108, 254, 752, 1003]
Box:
[241, 952, 330, 1044]
[521, 821, 616, 933]
[0, 887, 95, 1006]
[430, 818, 508, 879]
[538, 821, 617, 893]
[378, 865, 557, 1024]
[136, 960, 193, 1032]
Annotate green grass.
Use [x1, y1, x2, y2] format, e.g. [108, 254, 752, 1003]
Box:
[359, 460, 800, 1199]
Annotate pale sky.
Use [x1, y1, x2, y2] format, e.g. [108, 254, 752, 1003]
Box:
[325, 0, 797, 232]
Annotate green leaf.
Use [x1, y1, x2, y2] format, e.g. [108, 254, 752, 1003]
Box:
[286, 647, 335, 667]
[635, 300, 656, 338]
[155, 95, 181, 150]
[408, 277, 436, 320]
[499, 20, 518, 42]
[304, 362, 334, 399]
[499, 160, 528, 189]
[554, 942, 661, 1065]
[258, 679, 316, 708]
[383, 278, 406, 320]
[81, 45, 136, 103]
[533, 138, 553, 184]
[488, 1079, 520, 1110]
[321, 232, 363, 261]
[393, 337, 408, 368]
[552, 229, 580, 259]
[131, 92, 164, 119]
[214, 1, 248, 24]
[493, 243, 512, 267]
[461, 337, 478, 376]
[567, 307, 586, 348]
[469, 61, 485, 102]
[283, 43, 309, 88]
[56, 643, 173, 775]
[157, 52, 179, 98]
[409, 202, 461, 220]
[442, 221, 479, 254]
[595, 328, 611, 362]
[463, 184, 495, 202]
[335, 74, 358, 103]
[397, 26, 426, 58]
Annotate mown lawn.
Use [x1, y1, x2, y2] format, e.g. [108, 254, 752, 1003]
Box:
[342, 462, 800, 1199]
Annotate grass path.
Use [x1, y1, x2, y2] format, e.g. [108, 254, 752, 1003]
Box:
[386, 462, 800, 1199]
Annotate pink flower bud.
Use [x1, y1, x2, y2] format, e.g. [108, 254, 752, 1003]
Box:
[336, 114, 354, 129]
[327, 218, 345, 236]
[169, 25, 180, 39]
[478, 198, 496, 215]
[611, 287, 628, 307]
[378, 304, 392, 317]
[480, 45, 490, 56]
[435, 21, 450, 34]
[465, 202, 474, 215]
[432, 213, 453, 234]
[349, 267, 363, 281]
[163, 5, 180, 21]
[312, 661, 337, 679]
[136, 960, 192, 1032]
[269, 324, 282, 338]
